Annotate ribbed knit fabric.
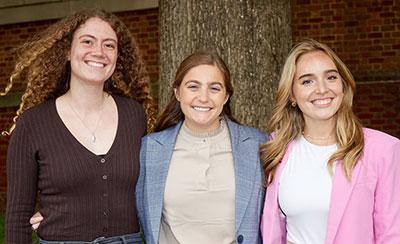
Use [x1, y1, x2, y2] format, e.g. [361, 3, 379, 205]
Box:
[6, 95, 146, 243]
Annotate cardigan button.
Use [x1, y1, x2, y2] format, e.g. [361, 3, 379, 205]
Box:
[237, 234, 243, 243]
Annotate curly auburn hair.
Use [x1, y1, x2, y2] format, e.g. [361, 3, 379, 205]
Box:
[1, 9, 156, 135]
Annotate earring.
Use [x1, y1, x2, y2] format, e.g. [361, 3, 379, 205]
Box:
[291, 101, 297, 107]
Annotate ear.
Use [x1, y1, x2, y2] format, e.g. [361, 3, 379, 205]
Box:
[67, 51, 71, 61]
[289, 96, 297, 107]
[224, 94, 229, 104]
[174, 88, 180, 102]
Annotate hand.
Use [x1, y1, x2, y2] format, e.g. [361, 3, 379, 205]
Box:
[30, 211, 43, 231]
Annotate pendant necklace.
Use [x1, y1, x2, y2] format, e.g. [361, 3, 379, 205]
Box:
[67, 93, 107, 143]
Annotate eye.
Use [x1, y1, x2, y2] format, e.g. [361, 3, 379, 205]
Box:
[81, 39, 93, 45]
[327, 75, 338, 81]
[301, 79, 313, 85]
[210, 85, 222, 92]
[104, 42, 116, 50]
[187, 84, 199, 90]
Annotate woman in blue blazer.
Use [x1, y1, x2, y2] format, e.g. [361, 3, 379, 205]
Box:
[136, 51, 267, 244]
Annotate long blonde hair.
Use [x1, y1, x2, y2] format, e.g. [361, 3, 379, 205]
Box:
[1, 9, 156, 135]
[261, 39, 364, 185]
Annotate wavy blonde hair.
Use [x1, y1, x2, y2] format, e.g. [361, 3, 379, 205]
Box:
[261, 39, 364, 185]
[1, 9, 156, 135]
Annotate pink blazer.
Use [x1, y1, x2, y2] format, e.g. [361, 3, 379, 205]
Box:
[261, 128, 400, 244]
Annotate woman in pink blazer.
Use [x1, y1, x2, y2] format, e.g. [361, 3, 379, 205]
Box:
[260, 39, 400, 244]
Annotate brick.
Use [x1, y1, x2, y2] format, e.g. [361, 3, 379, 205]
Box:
[381, 25, 395, 31]
[320, 23, 335, 28]
[392, 44, 400, 49]
[357, 113, 374, 119]
[344, 20, 358, 27]
[368, 32, 383, 38]
[296, 0, 311, 5]
[380, 12, 395, 18]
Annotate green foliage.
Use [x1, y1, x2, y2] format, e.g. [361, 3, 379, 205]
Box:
[0, 213, 39, 243]
[0, 213, 4, 244]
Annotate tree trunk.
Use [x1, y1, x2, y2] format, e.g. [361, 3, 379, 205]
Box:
[159, 0, 291, 131]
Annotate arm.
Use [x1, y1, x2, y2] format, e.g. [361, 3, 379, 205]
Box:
[374, 139, 400, 243]
[136, 136, 147, 237]
[6, 116, 38, 243]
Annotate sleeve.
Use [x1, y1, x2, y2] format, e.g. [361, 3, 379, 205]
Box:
[374, 139, 400, 243]
[6, 116, 38, 243]
[135, 136, 147, 237]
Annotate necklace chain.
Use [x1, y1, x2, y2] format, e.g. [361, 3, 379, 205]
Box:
[302, 130, 336, 145]
[67, 93, 107, 143]
[302, 132, 333, 140]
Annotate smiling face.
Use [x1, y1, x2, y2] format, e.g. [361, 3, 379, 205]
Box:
[292, 50, 344, 126]
[175, 64, 229, 133]
[69, 17, 118, 86]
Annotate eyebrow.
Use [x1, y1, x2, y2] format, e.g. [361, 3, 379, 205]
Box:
[78, 34, 117, 43]
[297, 69, 339, 80]
[184, 80, 224, 87]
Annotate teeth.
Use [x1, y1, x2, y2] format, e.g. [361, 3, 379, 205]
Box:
[313, 98, 332, 105]
[193, 106, 211, 112]
[86, 61, 105, 68]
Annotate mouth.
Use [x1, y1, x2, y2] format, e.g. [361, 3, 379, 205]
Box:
[193, 106, 212, 112]
[85, 60, 106, 68]
[311, 98, 333, 106]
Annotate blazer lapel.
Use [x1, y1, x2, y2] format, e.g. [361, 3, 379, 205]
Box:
[145, 122, 182, 242]
[228, 120, 259, 231]
[325, 158, 363, 244]
[263, 141, 294, 242]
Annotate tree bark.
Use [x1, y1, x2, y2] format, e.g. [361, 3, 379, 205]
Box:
[159, 0, 291, 131]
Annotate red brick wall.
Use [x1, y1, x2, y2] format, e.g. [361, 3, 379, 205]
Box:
[291, 0, 400, 81]
[354, 81, 400, 137]
[291, 0, 400, 138]
[0, 8, 159, 211]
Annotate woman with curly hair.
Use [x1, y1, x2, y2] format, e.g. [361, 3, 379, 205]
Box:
[260, 39, 400, 244]
[4, 9, 155, 243]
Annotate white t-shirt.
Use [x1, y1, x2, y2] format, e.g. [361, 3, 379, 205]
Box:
[279, 135, 337, 244]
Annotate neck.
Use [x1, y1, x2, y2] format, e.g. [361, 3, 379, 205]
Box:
[303, 119, 336, 145]
[66, 80, 107, 113]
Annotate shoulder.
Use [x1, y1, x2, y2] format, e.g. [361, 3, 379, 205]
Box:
[16, 100, 54, 126]
[228, 120, 268, 142]
[113, 95, 144, 112]
[142, 122, 181, 144]
[10, 100, 54, 139]
[361, 128, 400, 163]
[113, 95, 146, 130]
[363, 128, 400, 149]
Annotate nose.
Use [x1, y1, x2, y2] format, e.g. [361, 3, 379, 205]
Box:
[198, 88, 210, 102]
[315, 80, 328, 94]
[91, 43, 105, 57]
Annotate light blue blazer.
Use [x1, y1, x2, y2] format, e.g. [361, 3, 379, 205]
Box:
[136, 119, 267, 244]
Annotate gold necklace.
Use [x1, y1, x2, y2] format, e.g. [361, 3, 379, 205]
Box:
[302, 131, 336, 144]
[67, 94, 107, 143]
